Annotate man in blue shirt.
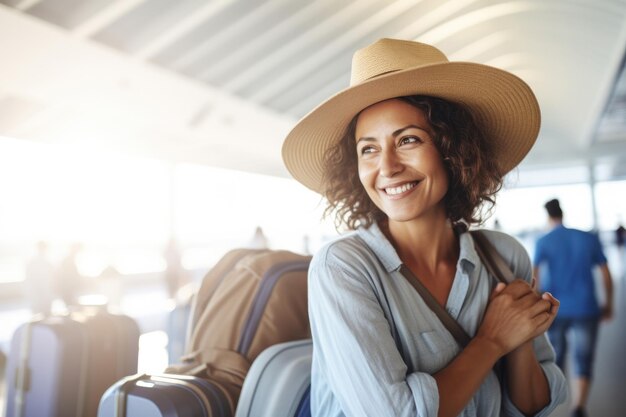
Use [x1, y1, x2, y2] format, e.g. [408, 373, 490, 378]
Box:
[533, 199, 614, 417]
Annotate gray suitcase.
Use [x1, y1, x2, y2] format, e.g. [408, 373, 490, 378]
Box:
[5, 316, 88, 417]
[5, 309, 139, 417]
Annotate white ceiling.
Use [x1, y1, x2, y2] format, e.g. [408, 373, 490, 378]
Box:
[1, 0, 625, 181]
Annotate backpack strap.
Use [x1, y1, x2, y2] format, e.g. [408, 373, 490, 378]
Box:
[399, 265, 471, 348]
[469, 230, 515, 284]
[398, 230, 515, 349]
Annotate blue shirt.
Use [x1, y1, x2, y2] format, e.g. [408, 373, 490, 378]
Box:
[309, 223, 566, 417]
[533, 224, 607, 318]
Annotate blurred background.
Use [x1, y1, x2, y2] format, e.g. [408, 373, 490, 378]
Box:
[0, 0, 625, 415]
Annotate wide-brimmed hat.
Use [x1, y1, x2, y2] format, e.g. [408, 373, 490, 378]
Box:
[281, 38, 540, 194]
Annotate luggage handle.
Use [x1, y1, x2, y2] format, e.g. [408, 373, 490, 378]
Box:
[114, 374, 147, 417]
[12, 367, 30, 392]
[150, 375, 215, 415]
[13, 320, 35, 417]
[114, 373, 220, 417]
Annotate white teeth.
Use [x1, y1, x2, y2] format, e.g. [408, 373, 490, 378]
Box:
[385, 182, 417, 195]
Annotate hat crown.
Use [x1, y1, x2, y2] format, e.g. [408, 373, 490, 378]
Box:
[350, 38, 449, 86]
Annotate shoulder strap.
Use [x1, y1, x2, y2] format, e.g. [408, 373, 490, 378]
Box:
[398, 230, 516, 349]
[399, 265, 471, 348]
[470, 230, 515, 284]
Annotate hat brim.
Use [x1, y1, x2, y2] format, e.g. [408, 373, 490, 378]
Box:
[282, 61, 540, 194]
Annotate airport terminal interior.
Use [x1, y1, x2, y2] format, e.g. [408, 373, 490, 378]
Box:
[1, 0, 626, 416]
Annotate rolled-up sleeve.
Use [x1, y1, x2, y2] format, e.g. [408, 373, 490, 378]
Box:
[309, 245, 439, 417]
[488, 231, 568, 416]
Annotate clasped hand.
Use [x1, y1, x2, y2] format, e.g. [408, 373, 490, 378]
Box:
[477, 279, 559, 356]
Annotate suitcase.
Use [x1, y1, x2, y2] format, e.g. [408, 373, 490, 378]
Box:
[71, 307, 141, 417]
[235, 339, 312, 417]
[98, 373, 230, 417]
[5, 316, 88, 417]
[4, 308, 140, 417]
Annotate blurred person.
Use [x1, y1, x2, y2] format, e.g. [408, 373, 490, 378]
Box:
[533, 198, 614, 417]
[55, 242, 84, 308]
[248, 226, 269, 249]
[301, 234, 311, 255]
[98, 265, 123, 307]
[24, 241, 55, 315]
[164, 238, 189, 299]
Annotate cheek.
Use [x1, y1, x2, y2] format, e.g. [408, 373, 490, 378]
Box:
[357, 160, 371, 186]
[357, 161, 380, 201]
[416, 154, 449, 193]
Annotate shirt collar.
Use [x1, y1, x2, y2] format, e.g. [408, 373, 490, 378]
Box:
[356, 222, 480, 275]
[458, 230, 479, 274]
[356, 222, 403, 272]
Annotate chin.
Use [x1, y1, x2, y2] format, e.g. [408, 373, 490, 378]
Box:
[384, 211, 420, 223]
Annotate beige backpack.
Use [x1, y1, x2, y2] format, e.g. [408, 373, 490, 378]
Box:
[167, 249, 311, 415]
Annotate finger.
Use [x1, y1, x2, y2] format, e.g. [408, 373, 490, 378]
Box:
[489, 282, 507, 302]
[542, 292, 560, 314]
[492, 282, 506, 295]
[500, 279, 534, 299]
[541, 292, 559, 305]
[512, 313, 551, 344]
[526, 298, 553, 318]
[510, 292, 540, 312]
[531, 309, 555, 334]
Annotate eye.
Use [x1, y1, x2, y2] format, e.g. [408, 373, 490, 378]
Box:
[359, 145, 377, 155]
[399, 136, 422, 146]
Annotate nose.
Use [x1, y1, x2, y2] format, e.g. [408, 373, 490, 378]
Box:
[379, 148, 403, 178]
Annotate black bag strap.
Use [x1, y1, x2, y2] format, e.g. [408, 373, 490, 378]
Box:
[398, 229, 515, 349]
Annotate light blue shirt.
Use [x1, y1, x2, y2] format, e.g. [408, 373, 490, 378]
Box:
[308, 223, 567, 417]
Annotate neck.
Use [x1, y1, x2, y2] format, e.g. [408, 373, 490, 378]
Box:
[549, 218, 563, 228]
[385, 210, 458, 273]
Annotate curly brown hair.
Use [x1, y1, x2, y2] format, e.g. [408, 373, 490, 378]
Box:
[321, 95, 504, 230]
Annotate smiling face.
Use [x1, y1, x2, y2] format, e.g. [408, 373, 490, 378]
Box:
[355, 98, 449, 224]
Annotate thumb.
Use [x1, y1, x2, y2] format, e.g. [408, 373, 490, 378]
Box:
[491, 282, 506, 299]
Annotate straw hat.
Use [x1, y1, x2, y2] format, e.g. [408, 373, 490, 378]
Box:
[281, 38, 540, 194]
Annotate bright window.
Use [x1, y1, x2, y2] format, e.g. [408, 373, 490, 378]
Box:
[0, 136, 335, 283]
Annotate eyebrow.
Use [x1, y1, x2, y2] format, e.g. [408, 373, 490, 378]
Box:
[356, 124, 430, 144]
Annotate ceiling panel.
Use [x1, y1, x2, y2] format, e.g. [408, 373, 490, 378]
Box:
[168, 1, 300, 79]
[91, 0, 207, 53]
[0, 0, 625, 181]
[25, 0, 111, 29]
[149, 0, 265, 68]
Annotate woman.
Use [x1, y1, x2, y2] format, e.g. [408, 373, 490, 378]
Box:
[282, 39, 567, 417]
